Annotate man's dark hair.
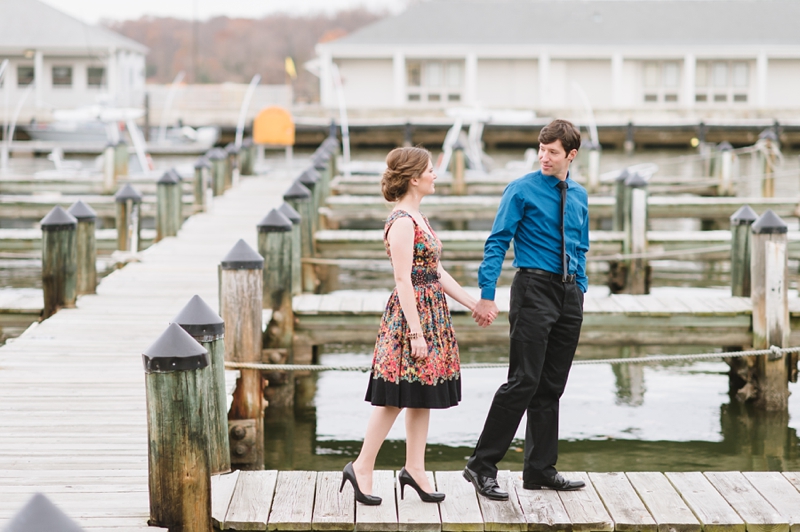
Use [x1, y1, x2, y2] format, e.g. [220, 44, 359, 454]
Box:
[538, 119, 581, 154]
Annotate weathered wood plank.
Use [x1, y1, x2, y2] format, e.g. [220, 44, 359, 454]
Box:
[355, 470, 397, 532]
[477, 471, 525, 532]
[434, 470, 483, 532]
[665, 472, 744, 532]
[312, 471, 355, 531]
[626, 472, 701, 532]
[224, 470, 277, 531]
[396, 470, 441, 532]
[556, 472, 613, 532]
[589, 472, 657, 532]
[268, 470, 317, 531]
[704, 472, 789, 532]
[511, 475, 571, 532]
[210, 470, 240, 528]
[743, 472, 800, 532]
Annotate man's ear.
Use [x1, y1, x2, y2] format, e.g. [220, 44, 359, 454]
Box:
[567, 149, 578, 161]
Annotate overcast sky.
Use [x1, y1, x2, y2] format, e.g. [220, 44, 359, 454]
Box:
[41, 0, 408, 24]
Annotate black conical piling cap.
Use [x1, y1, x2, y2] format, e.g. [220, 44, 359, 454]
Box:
[157, 168, 181, 185]
[615, 168, 630, 183]
[312, 150, 330, 170]
[257, 209, 293, 233]
[114, 183, 143, 203]
[278, 202, 301, 224]
[143, 323, 209, 373]
[4, 493, 85, 532]
[207, 147, 227, 160]
[759, 129, 778, 141]
[220, 239, 264, 270]
[172, 295, 225, 338]
[730, 205, 758, 225]
[40, 205, 77, 231]
[67, 200, 97, 221]
[283, 180, 311, 201]
[225, 142, 239, 154]
[194, 156, 211, 170]
[752, 209, 788, 234]
[298, 168, 320, 187]
[624, 172, 648, 188]
[718, 141, 733, 151]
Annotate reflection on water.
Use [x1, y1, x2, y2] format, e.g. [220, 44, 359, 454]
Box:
[265, 344, 800, 472]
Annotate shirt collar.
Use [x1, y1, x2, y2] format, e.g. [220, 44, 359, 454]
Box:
[542, 170, 571, 188]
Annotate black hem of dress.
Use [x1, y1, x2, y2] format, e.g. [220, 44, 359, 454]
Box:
[365, 375, 461, 409]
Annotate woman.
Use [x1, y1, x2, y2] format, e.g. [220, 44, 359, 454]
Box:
[340, 146, 491, 505]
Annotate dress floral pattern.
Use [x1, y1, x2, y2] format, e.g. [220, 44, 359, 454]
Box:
[365, 210, 461, 409]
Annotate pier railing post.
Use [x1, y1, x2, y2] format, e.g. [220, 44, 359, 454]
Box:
[193, 156, 211, 213]
[312, 147, 333, 204]
[258, 209, 295, 409]
[207, 148, 227, 197]
[240, 138, 254, 176]
[156, 168, 182, 242]
[323, 130, 340, 180]
[750, 209, 790, 410]
[586, 140, 601, 194]
[173, 295, 231, 475]
[279, 202, 303, 297]
[219, 239, 265, 469]
[225, 142, 239, 190]
[730, 205, 757, 297]
[758, 129, 778, 198]
[624, 121, 635, 155]
[143, 323, 212, 531]
[717, 141, 735, 196]
[67, 200, 97, 296]
[298, 168, 321, 235]
[114, 184, 143, 252]
[40, 206, 78, 319]
[625, 172, 649, 294]
[114, 140, 129, 179]
[612, 168, 630, 232]
[450, 141, 467, 196]
[283, 180, 317, 293]
[103, 142, 116, 193]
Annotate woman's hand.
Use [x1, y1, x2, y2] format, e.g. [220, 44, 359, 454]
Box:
[410, 336, 428, 359]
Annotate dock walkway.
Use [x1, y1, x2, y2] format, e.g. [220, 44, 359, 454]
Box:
[212, 469, 800, 532]
[0, 168, 295, 530]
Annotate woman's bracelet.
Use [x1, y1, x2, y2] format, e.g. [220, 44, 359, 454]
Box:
[408, 332, 422, 340]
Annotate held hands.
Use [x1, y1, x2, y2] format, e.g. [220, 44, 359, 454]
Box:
[472, 299, 498, 328]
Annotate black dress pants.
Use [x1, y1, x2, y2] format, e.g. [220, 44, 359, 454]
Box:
[467, 270, 584, 482]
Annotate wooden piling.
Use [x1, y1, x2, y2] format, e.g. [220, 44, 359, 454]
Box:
[103, 142, 116, 193]
[173, 295, 231, 475]
[143, 322, 212, 531]
[257, 209, 295, 409]
[750, 209, 790, 410]
[114, 140, 129, 179]
[612, 169, 630, 232]
[40, 206, 78, 319]
[323, 134, 340, 181]
[730, 205, 758, 297]
[156, 168, 182, 242]
[759, 129, 778, 198]
[207, 148, 227, 197]
[193, 156, 211, 213]
[626, 172, 649, 294]
[240, 138, 254, 176]
[225, 143, 239, 190]
[283, 180, 317, 293]
[624, 122, 635, 154]
[67, 200, 97, 296]
[450, 141, 467, 196]
[219, 239, 264, 469]
[278, 202, 303, 296]
[114, 184, 143, 252]
[717, 142, 734, 196]
[298, 168, 320, 235]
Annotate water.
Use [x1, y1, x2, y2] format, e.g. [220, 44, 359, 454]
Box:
[265, 344, 800, 472]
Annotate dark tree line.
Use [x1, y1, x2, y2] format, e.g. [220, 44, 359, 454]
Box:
[105, 9, 385, 103]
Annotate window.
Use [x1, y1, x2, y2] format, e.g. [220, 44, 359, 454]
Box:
[695, 60, 749, 104]
[406, 59, 464, 104]
[641, 61, 680, 104]
[87, 67, 105, 87]
[17, 65, 34, 86]
[52, 66, 72, 86]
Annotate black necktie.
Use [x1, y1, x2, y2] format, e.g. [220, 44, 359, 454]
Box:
[556, 181, 568, 282]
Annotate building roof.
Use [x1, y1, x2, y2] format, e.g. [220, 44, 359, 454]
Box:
[332, 0, 800, 47]
[0, 0, 148, 55]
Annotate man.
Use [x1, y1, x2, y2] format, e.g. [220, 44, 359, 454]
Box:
[463, 119, 589, 500]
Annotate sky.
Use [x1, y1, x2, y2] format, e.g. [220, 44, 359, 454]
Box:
[41, 0, 408, 24]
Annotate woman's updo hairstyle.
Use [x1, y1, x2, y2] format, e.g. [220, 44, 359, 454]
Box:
[381, 146, 431, 202]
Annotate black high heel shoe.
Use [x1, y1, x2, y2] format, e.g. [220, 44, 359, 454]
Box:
[398, 467, 445, 503]
[341, 462, 382, 506]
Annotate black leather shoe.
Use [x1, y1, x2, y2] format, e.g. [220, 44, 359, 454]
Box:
[523, 473, 585, 491]
[462, 466, 508, 501]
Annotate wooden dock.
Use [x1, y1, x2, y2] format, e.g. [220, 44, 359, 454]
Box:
[0, 166, 296, 529]
[211, 469, 800, 532]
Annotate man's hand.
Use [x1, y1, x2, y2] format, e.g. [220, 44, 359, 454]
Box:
[472, 299, 498, 328]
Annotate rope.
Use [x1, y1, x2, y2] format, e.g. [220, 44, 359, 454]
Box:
[224, 346, 800, 372]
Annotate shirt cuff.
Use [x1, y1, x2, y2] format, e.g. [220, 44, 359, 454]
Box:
[480, 287, 496, 300]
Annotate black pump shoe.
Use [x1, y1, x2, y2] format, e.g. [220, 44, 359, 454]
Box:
[398, 467, 445, 503]
[341, 462, 382, 505]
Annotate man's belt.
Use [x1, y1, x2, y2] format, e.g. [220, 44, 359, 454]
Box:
[519, 267, 576, 283]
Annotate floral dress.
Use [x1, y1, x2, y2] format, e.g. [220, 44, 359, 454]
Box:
[365, 210, 461, 409]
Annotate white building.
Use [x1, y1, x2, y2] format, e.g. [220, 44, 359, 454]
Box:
[0, 0, 147, 119]
[315, 0, 800, 121]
